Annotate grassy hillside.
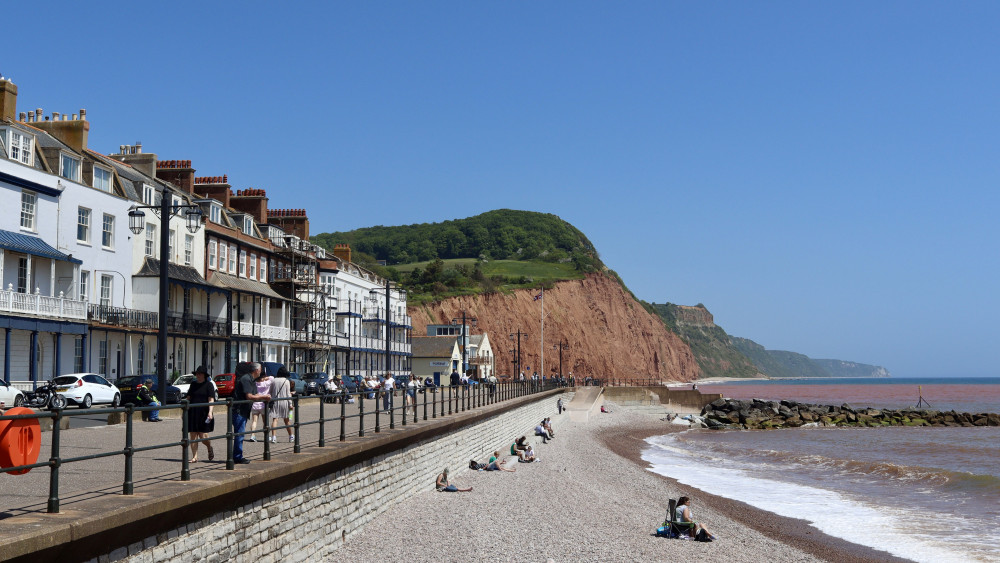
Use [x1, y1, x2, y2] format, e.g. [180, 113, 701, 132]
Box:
[652, 304, 760, 379]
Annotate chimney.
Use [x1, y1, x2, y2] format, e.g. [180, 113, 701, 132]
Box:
[333, 244, 352, 264]
[109, 143, 157, 177]
[156, 159, 196, 194]
[230, 187, 269, 224]
[31, 106, 90, 153]
[0, 78, 17, 122]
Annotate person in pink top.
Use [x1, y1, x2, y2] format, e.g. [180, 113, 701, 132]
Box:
[248, 373, 272, 442]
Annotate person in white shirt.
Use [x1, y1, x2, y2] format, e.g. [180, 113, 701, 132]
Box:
[406, 376, 418, 407]
[382, 374, 396, 412]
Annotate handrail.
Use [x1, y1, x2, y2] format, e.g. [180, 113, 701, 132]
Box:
[0, 378, 564, 514]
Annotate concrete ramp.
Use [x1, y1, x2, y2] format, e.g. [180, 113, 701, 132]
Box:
[566, 387, 604, 422]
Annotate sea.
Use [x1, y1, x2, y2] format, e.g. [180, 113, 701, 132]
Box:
[642, 377, 1000, 563]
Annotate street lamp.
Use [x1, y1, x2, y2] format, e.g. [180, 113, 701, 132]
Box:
[127, 187, 203, 404]
[451, 312, 477, 377]
[552, 340, 570, 380]
[509, 329, 527, 378]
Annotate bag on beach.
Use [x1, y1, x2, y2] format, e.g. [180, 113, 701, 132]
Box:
[469, 459, 484, 470]
[695, 529, 713, 542]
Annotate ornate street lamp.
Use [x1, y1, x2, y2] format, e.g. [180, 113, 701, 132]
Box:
[127, 187, 203, 403]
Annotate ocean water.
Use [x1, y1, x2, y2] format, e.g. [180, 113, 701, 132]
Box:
[643, 378, 1000, 562]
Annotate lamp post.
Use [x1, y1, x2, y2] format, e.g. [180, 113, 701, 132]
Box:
[553, 340, 570, 380]
[451, 311, 477, 377]
[509, 329, 527, 378]
[128, 186, 203, 403]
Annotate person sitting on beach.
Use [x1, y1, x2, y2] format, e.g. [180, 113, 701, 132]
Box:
[522, 444, 538, 463]
[515, 435, 529, 451]
[676, 496, 716, 540]
[510, 442, 526, 461]
[487, 451, 516, 472]
[534, 422, 550, 443]
[436, 468, 472, 492]
[543, 417, 555, 438]
[601, 405, 611, 413]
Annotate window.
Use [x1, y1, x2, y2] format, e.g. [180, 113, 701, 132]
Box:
[17, 258, 28, 293]
[93, 166, 112, 192]
[260, 258, 268, 282]
[74, 338, 84, 372]
[169, 229, 175, 262]
[218, 242, 227, 271]
[98, 340, 107, 375]
[243, 216, 253, 236]
[184, 235, 193, 266]
[99, 275, 113, 307]
[60, 153, 81, 182]
[145, 224, 156, 257]
[210, 205, 221, 224]
[77, 207, 91, 243]
[249, 253, 257, 279]
[80, 271, 89, 302]
[228, 246, 236, 274]
[7, 130, 33, 165]
[208, 240, 217, 269]
[20, 190, 36, 230]
[101, 213, 114, 248]
[239, 251, 247, 277]
[142, 184, 155, 205]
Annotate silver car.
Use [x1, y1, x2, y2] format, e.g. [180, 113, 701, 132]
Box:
[52, 373, 121, 409]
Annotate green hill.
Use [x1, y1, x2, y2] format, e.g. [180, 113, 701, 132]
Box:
[651, 303, 760, 379]
[311, 209, 601, 303]
[731, 337, 890, 378]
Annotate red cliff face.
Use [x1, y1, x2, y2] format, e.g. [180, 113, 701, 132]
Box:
[408, 273, 699, 382]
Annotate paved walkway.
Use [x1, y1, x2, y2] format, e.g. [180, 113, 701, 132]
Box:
[0, 387, 512, 519]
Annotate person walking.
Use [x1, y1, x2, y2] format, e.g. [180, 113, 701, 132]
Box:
[186, 366, 217, 462]
[269, 367, 294, 443]
[248, 372, 271, 442]
[232, 362, 270, 465]
[382, 373, 396, 412]
[557, 397, 564, 414]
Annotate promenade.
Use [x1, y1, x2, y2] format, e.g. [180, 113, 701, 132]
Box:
[0, 392, 460, 519]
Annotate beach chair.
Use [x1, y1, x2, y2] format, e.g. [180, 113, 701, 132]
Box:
[656, 499, 696, 539]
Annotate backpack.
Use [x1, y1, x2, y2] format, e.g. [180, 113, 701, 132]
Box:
[469, 459, 484, 470]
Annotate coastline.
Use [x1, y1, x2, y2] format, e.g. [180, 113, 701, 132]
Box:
[332, 408, 910, 562]
[605, 415, 912, 563]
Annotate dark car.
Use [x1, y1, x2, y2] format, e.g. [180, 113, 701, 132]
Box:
[117, 375, 182, 405]
[214, 373, 236, 397]
[342, 375, 360, 394]
[261, 362, 300, 394]
[301, 373, 330, 396]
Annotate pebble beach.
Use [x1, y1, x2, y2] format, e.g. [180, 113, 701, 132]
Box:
[331, 405, 908, 562]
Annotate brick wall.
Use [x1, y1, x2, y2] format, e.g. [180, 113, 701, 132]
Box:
[101, 392, 570, 563]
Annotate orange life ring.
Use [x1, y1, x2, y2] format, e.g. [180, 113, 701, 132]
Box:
[0, 407, 42, 475]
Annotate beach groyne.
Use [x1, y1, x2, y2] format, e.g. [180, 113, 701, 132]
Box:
[701, 398, 1000, 429]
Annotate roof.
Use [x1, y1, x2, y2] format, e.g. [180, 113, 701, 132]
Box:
[470, 334, 484, 346]
[135, 257, 209, 285]
[0, 229, 81, 263]
[410, 336, 459, 359]
[211, 271, 285, 300]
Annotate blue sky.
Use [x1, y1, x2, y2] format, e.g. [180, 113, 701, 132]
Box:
[6, 2, 999, 377]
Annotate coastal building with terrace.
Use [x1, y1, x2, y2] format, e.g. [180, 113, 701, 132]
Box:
[467, 333, 495, 380]
[410, 335, 461, 385]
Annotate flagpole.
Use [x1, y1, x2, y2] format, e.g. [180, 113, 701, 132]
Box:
[540, 288, 544, 380]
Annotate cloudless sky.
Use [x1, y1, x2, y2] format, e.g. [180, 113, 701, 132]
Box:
[6, 1, 999, 377]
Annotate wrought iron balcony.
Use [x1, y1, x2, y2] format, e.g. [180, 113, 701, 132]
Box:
[88, 304, 158, 329]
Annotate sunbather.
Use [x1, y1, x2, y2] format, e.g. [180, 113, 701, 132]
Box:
[676, 496, 716, 540]
[435, 468, 472, 492]
[487, 450, 516, 472]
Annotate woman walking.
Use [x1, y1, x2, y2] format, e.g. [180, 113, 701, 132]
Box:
[248, 372, 272, 441]
[186, 366, 217, 462]
[269, 367, 294, 443]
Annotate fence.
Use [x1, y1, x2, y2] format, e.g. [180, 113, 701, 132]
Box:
[0, 378, 561, 514]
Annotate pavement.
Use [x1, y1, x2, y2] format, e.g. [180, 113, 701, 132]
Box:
[0, 387, 499, 519]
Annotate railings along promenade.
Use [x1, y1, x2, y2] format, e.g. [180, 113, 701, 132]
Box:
[0, 378, 560, 515]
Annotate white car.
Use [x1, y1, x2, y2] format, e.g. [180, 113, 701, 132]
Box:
[0, 378, 25, 408]
[51, 373, 121, 409]
[172, 374, 217, 400]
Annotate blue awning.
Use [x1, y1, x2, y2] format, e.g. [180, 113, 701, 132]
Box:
[0, 229, 82, 264]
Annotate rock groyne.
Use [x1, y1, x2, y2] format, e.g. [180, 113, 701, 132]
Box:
[701, 398, 1000, 430]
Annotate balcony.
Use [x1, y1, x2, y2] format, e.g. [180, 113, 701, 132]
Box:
[231, 320, 290, 341]
[0, 288, 87, 321]
[167, 313, 227, 336]
[89, 304, 158, 329]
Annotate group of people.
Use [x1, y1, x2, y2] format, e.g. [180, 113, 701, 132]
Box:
[534, 418, 556, 443]
[247, 367, 295, 444]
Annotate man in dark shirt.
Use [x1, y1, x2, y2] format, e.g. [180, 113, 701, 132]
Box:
[450, 370, 460, 387]
[232, 361, 270, 464]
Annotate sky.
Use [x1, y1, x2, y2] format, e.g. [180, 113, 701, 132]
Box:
[5, 1, 999, 377]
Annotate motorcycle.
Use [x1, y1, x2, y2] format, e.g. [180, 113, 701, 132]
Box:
[25, 381, 68, 410]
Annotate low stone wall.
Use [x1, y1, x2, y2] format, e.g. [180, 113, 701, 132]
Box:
[701, 398, 1000, 429]
[41, 390, 568, 563]
[601, 387, 721, 410]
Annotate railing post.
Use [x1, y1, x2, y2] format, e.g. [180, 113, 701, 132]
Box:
[339, 390, 347, 442]
[423, 386, 428, 421]
[47, 408, 63, 513]
[358, 390, 365, 437]
[292, 395, 300, 453]
[375, 390, 381, 433]
[319, 390, 326, 447]
[432, 386, 437, 419]
[181, 400, 190, 481]
[123, 404, 134, 495]
[226, 398, 235, 470]
[401, 386, 406, 427]
[263, 402, 271, 461]
[389, 389, 395, 430]
[448, 385, 452, 415]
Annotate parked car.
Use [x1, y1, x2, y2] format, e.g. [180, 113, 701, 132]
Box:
[301, 373, 330, 396]
[51, 373, 121, 409]
[214, 373, 236, 397]
[117, 376, 182, 405]
[342, 376, 360, 395]
[172, 374, 218, 400]
[0, 378, 25, 408]
[261, 362, 300, 394]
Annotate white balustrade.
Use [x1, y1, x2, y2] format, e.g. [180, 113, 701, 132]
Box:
[0, 287, 88, 321]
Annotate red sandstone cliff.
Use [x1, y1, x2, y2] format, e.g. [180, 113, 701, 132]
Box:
[408, 273, 699, 382]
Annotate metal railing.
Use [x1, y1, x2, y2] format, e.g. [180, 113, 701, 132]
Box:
[0, 378, 562, 514]
[89, 304, 159, 329]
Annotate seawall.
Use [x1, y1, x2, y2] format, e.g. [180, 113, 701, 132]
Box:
[3, 390, 569, 563]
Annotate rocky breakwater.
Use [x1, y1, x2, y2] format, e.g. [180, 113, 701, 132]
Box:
[700, 398, 1000, 430]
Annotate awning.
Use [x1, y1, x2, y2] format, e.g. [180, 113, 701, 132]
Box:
[0, 229, 82, 264]
[210, 271, 286, 300]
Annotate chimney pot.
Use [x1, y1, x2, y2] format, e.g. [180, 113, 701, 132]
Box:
[35, 108, 42, 119]
[52, 112, 60, 120]
[72, 113, 78, 120]
[18, 112, 25, 121]
[80, 109, 87, 119]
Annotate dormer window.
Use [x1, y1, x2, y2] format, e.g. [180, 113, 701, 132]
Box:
[1, 129, 33, 166]
[243, 216, 254, 236]
[142, 184, 155, 205]
[60, 153, 82, 182]
[93, 165, 112, 192]
[210, 205, 221, 224]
